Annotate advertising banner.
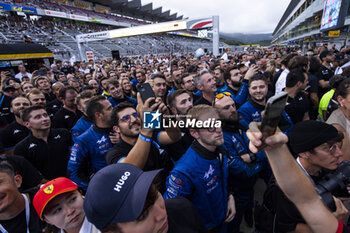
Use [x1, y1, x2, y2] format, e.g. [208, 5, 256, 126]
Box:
[0, 3, 37, 14]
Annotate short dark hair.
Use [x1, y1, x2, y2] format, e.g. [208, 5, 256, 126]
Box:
[224, 65, 240, 82]
[0, 160, 15, 178]
[309, 56, 321, 75]
[21, 105, 46, 122]
[286, 68, 306, 88]
[111, 102, 135, 126]
[179, 73, 191, 85]
[167, 89, 192, 108]
[86, 96, 107, 122]
[76, 91, 94, 107]
[150, 72, 166, 81]
[336, 78, 350, 99]
[249, 74, 267, 85]
[288, 56, 309, 72]
[107, 79, 120, 90]
[58, 86, 77, 99]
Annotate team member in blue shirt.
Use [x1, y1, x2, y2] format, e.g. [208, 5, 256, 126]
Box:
[164, 105, 235, 233]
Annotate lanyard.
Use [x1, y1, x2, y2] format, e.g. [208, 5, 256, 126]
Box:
[0, 194, 30, 233]
[0, 94, 5, 110]
[296, 157, 316, 187]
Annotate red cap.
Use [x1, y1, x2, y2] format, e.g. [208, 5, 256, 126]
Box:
[33, 177, 78, 219]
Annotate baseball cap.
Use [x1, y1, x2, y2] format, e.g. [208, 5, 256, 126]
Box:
[33, 177, 78, 219]
[84, 163, 162, 230]
[289, 120, 343, 154]
[2, 85, 15, 91]
[319, 50, 334, 61]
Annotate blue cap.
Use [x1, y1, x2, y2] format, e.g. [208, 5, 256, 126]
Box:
[83, 163, 161, 230]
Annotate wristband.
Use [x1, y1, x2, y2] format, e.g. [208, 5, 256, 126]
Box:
[139, 134, 152, 142]
[249, 152, 257, 161]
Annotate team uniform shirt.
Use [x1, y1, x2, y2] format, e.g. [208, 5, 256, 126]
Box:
[46, 98, 62, 118]
[194, 96, 212, 106]
[68, 125, 113, 191]
[44, 92, 57, 103]
[0, 121, 30, 151]
[225, 80, 250, 107]
[71, 115, 93, 142]
[164, 140, 229, 229]
[0, 189, 44, 233]
[164, 128, 194, 162]
[0, 94, 14, 127]
[2, 155, 43, 191]
[14, 128, 72, 180]
[107, 96, 137, 107]
[53, 107, 83, 131]
[318, 65, 334, 98]
[238, 98, 293, 135]
[284, 91, 309, 124]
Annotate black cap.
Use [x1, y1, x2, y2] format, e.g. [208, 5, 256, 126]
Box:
[2, 85, 16, 91]
[289, 120, 343, 154]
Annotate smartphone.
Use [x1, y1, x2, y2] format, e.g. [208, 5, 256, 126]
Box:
[258, 91, 289, 150]
[136, 83, 156, 106]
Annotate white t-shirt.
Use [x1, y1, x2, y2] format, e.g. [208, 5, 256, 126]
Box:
[60, 217, 100, 233]
[15, 72, 32, 81]
[275, 69, 289, 95]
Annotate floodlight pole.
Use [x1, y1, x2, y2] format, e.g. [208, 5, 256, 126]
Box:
[212, 15, 219, 56]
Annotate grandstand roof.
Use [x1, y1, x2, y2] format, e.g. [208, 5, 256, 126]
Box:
[87, 0, 183, 22]
[273, 0, 301, 36]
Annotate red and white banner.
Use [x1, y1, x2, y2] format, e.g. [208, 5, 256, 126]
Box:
[44, 10, 67, 18]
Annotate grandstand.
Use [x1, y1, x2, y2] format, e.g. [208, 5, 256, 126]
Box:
[0, 0, 227, 60]
[272, 0, 350, 49]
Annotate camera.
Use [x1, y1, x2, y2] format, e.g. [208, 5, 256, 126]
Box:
[315, 161, 350, 211]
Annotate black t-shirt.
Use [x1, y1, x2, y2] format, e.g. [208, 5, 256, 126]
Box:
[53, 107, 83, 131]
[2, 155, 43, 191]
[318, 65, 334, 98]
[0, 121, 30, 151]
[44, 92, 57, 103]
[164, 128, 194, 162]
[166, 197, 209, 233]
[0, 188, 45, 233]
[46, 98, 62, 118]
[0, 94, 14, 126]
[284, 91, 309, 124]
[14, 128, 73, 180]
[194, 96, 212, 106]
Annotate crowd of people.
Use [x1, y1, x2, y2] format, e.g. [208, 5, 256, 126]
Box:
[0, 44, 350, 233]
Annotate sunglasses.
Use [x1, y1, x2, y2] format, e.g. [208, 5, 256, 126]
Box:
[328, 141, 343, 154]
[120, 112, 140, 122]
[216, 92, 232, 99]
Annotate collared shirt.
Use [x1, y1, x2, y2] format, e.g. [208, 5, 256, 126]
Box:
[53, 107, 83, 131]
[0, 121, 30, 151]
[60, 217, 100, 233]
[14, 128, 72, 180]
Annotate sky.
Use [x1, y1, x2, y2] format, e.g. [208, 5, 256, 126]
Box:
[142, 0, 291, 34]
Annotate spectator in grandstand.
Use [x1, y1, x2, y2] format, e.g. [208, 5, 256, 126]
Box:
[327, 78, 350, 161]
[0, 96, 30, 155]
[52, 86, 82, 131]
[67, 96, 113, 191]
[275, 53, 298, 95]
[14, 105, 72, 180]
[0, 161, 44, 233]
[164, 104, 235, 232]
[84, 163, 207, 233]
[71, 91, 94, 142]
[107, 79, 136, 107]
[15, 64, 32, 81]
[20, 81, 33, 96]
[214, 93, 267, 232]
[319, 50, 335, 98]
[238, 74, 293, 134]
[120, 76, 136, 99]
[193, 70, 217, 106]
[165, 89, 194, 161]
[33, 76, 56, 102]
[33, 177, 100, 233]
[150, 73, 167, 102]
[224, 65, 258, 107]
[284, 68, 310, 124]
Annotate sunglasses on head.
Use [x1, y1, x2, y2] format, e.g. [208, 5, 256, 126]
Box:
[216, 92, 232, 99]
